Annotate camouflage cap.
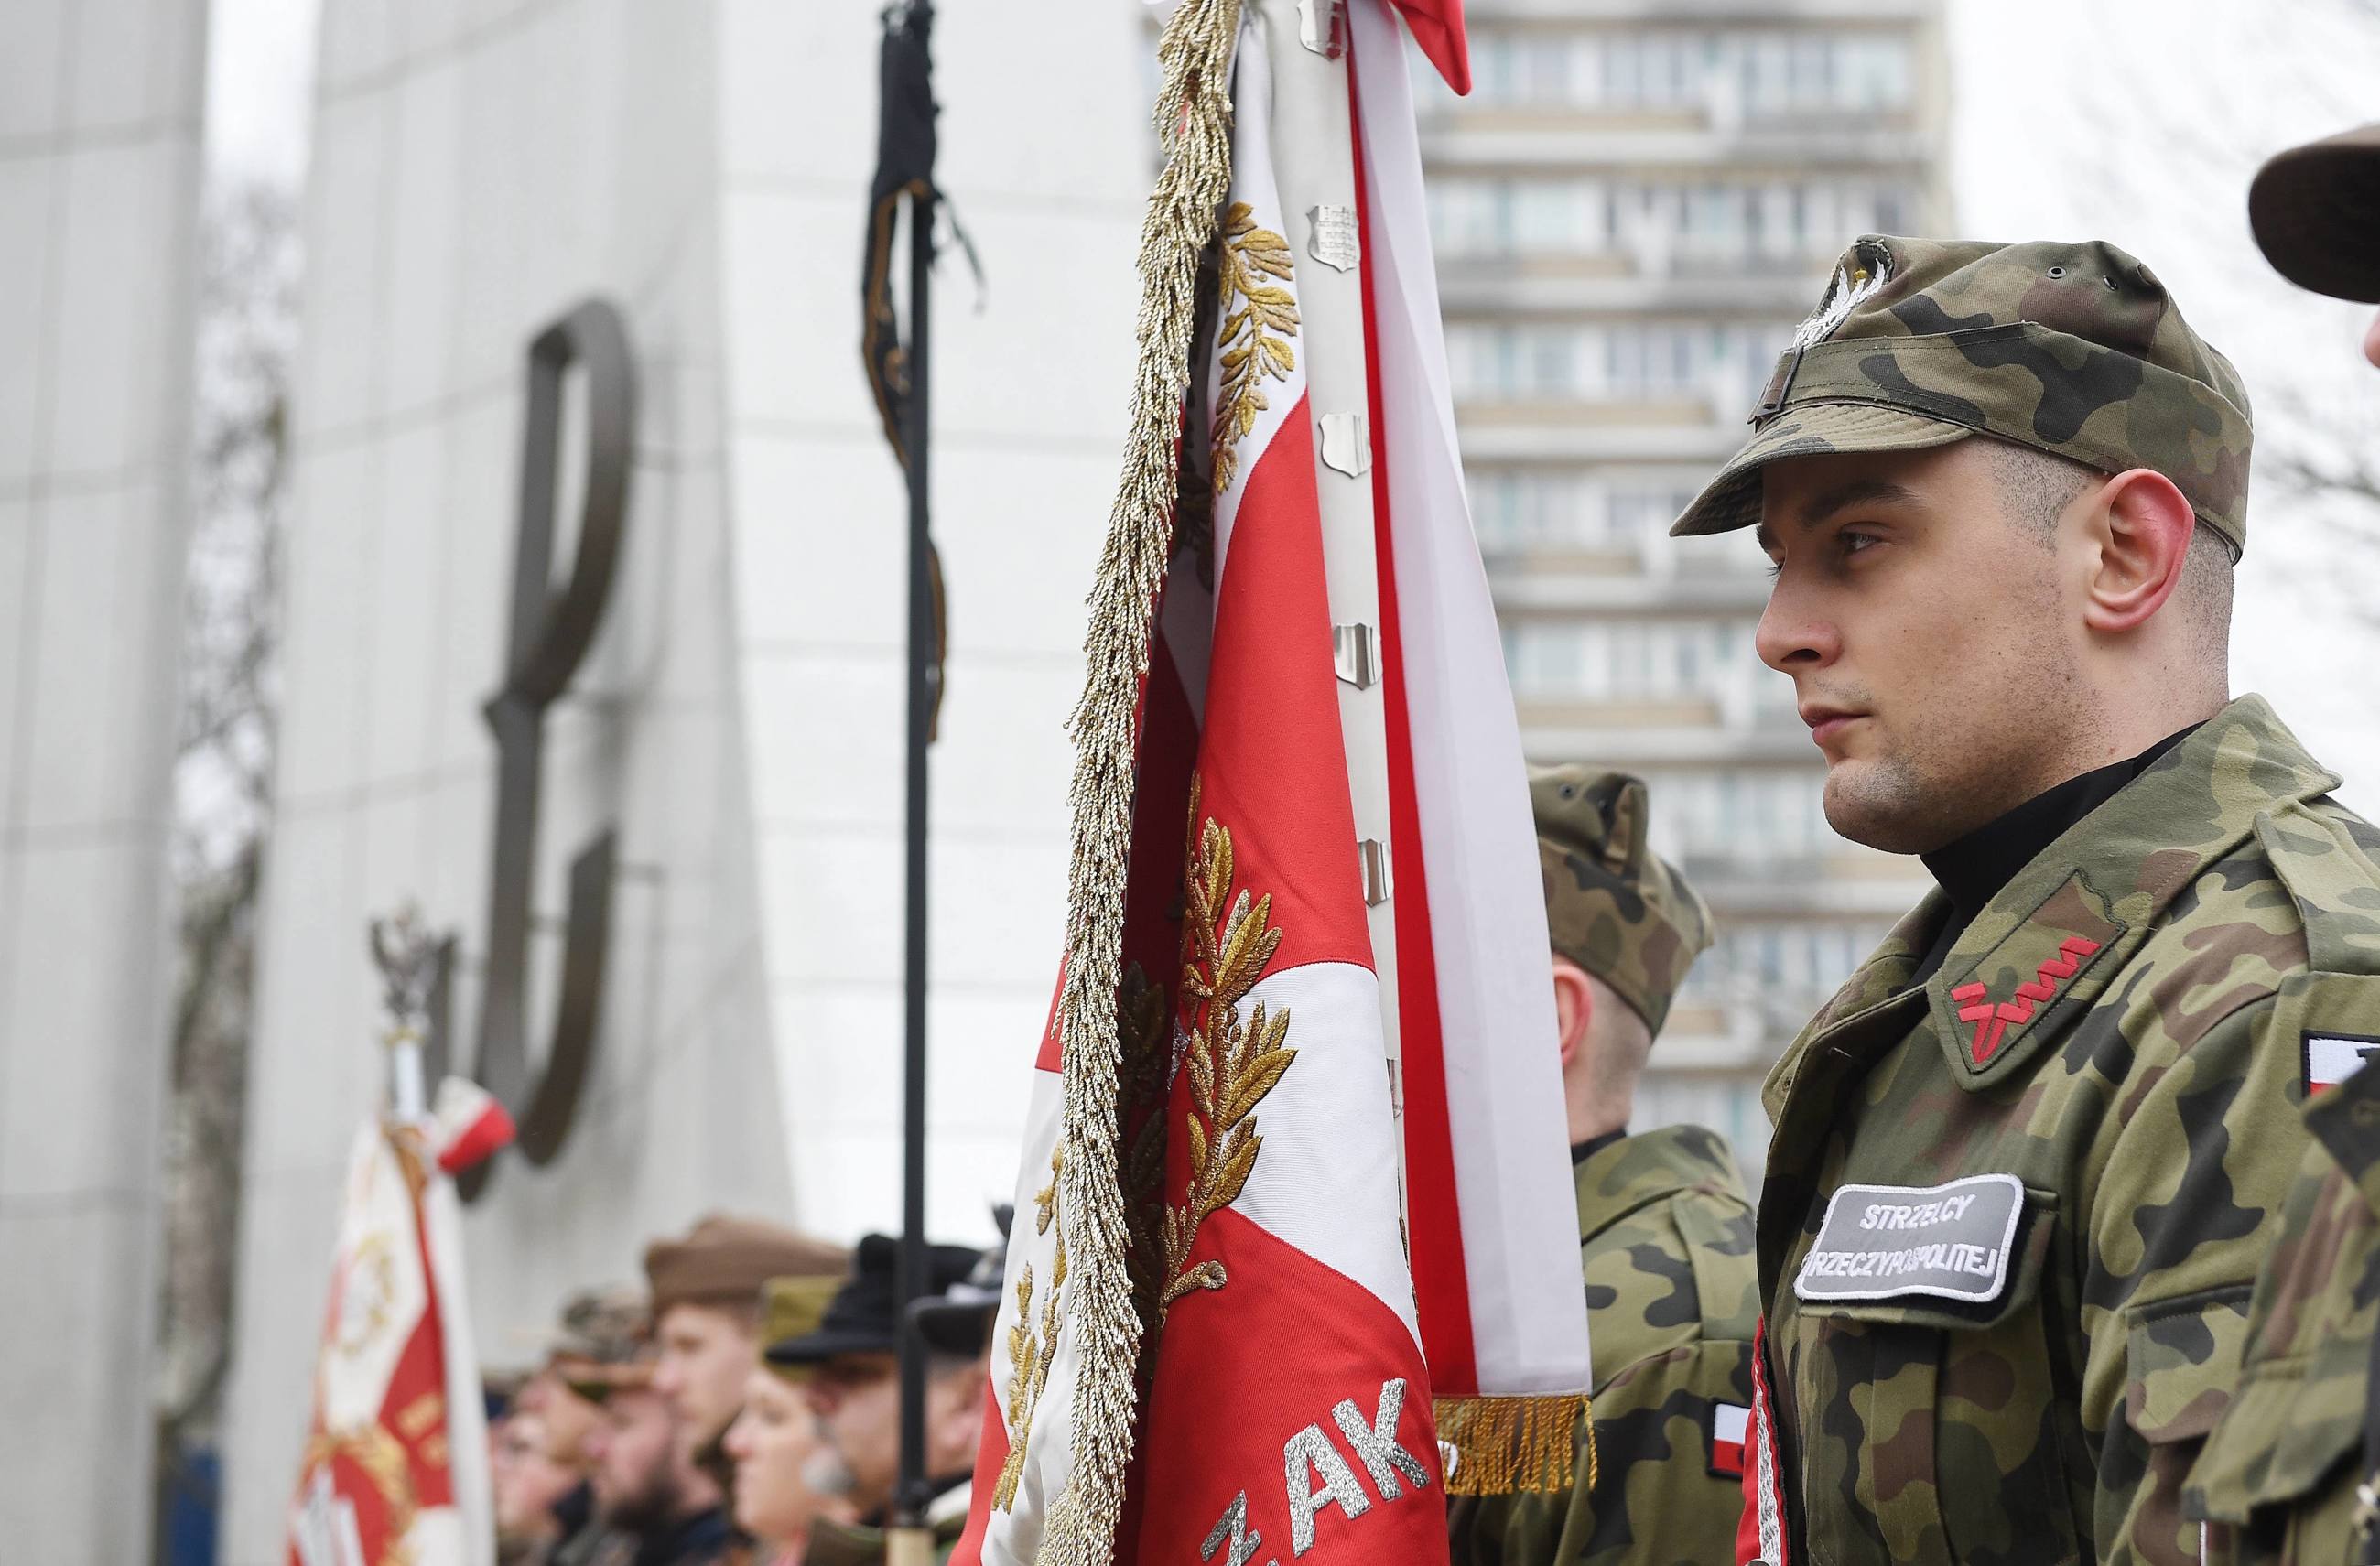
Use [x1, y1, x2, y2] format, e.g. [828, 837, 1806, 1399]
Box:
[1669, 235, 2254, 555]
[1531, 764, 1714, 1037]
[546, 1285, 652, 1402]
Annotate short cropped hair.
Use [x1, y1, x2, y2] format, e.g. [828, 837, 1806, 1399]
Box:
[1986, 438, 2231, 656]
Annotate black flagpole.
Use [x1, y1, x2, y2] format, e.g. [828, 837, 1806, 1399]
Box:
[864, 0, 942, 1550]
[895, 126, 936, 1550]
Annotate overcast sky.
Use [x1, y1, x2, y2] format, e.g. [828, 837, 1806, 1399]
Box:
[205, 0, 2380, 807]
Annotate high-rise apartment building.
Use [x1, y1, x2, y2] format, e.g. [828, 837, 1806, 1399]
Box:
[1416, 3, 1953, 1179]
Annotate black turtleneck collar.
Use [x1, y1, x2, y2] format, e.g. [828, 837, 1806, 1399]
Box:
[1571, 1129, 1625, 1166]
[1910, 723, 2200, 986]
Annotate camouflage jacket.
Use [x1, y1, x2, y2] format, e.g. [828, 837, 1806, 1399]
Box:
[1749, 696, 2380, 1566]
[1450, 1124, 1758, 1566]
[2186, 1051, 2380, 1565]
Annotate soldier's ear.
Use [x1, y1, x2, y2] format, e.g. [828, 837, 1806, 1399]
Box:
[2078, 467, 2195, 637]
[1551, 955, 1594, 1069]
[1598, 777, 1650, 879]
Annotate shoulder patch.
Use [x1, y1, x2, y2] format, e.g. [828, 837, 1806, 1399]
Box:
[2304, 1031, 2380, 1095]
[2271, 971, 2380, 1107]
[1794, 1173, 2025, 1306]
[1708, 1400, 1749, 1478]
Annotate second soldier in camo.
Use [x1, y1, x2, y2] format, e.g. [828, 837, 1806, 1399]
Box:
[1449, 764, 1757, 1566]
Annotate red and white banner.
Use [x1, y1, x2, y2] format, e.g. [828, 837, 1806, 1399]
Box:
[287, 1080, 514, 1566]
[956, 0, 1584, 1560]
[1346, 0, 1590, 1438]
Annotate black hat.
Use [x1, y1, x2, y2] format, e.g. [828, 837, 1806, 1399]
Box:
[2251, 124, 2380, 303]
[764, 1233, 982, 1366]
[914, 1204, 1012, 1357]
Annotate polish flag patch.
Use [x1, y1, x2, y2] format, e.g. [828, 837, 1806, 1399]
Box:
[2304, 1032, 2380, 1096]
[1709, 1401, 1750, 1478]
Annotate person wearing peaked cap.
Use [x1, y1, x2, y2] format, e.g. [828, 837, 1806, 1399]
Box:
[509, 1290, 651, 1566]
[1671, 232, 2380, 1566]
[1451, 766, 1756, 1566]
[2174, 137, 2380, 1566]
[645, 1215, 849, 1467]
[545, 1285, 654, 1407]
[767, 1234, 995, 1566]
[532, 1297, 729, 1566]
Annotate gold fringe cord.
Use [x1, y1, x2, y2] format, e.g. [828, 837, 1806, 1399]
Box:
[1433, 1393, 1594, 1497]
[1036, 3, 1245, 1564]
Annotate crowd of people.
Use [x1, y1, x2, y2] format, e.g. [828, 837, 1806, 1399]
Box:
[482, 1219, 997, 1566]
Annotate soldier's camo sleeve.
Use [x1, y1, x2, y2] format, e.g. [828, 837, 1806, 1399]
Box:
[1566, 1337, 1754, 1566]
[2080, 992, 2305, 1566]
[1447, 1337, 1753, 1566]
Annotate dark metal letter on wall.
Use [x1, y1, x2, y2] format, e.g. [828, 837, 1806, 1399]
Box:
[457, 297, 636, 1200]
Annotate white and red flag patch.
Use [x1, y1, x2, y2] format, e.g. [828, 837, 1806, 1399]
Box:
[286, 1080, 512, 1566]
[1710, 1401, 1751, 1478]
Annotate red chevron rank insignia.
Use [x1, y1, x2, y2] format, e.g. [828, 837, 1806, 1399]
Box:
[1951, 937, 2102, 1067]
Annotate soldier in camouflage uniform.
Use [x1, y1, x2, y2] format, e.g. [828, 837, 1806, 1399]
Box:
[1451, 764, 1756, 1566]
[1665, 234, 2380, 1566]
[2175, 128, 2380, 1566]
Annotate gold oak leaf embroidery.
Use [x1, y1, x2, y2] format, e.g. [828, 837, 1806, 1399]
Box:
[993, 1144, 1067, 1512]
[1159, 779, 1297, 1314]
[1210, 201, 1298, 496]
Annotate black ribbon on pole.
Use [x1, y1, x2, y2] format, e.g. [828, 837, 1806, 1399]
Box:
[867, 0, 943, 1540]
[864, 0, 948, 745]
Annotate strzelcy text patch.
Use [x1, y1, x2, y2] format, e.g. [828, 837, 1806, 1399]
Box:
[2304, 1032, 2380, 1095]
[1794, 1173, 2025, 1305]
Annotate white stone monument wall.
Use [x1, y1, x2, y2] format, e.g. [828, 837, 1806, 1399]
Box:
[0, 0, 208, 1554]
[219, 3, 790, 1558]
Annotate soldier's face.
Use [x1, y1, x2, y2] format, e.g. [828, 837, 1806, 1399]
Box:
[1755, 442, 2080, 854]
[652, 1302, 757, 1451]
[587, 1387, 690, 1528]
[723, 1369, 844, 1545]
[800, 1352, 903, 1517]
[2363, 308, 2380, 368]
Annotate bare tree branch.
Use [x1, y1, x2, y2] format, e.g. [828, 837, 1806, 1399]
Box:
[153, 174, 297, 1544]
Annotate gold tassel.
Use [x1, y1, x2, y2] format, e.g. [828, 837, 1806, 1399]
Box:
[1433, 1394, 1595, 1497]
[1036, 3, 1245, 1565]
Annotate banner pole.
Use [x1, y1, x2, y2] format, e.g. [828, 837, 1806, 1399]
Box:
[893, 0, 939, 1542]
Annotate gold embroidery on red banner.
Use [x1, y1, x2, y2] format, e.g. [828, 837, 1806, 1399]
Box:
[1211, 202, 1298, 495]
[297, 1423, 418, 1561]
[995, 1143, 1068, 1512]
[1160, 781, 1298, 1314]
